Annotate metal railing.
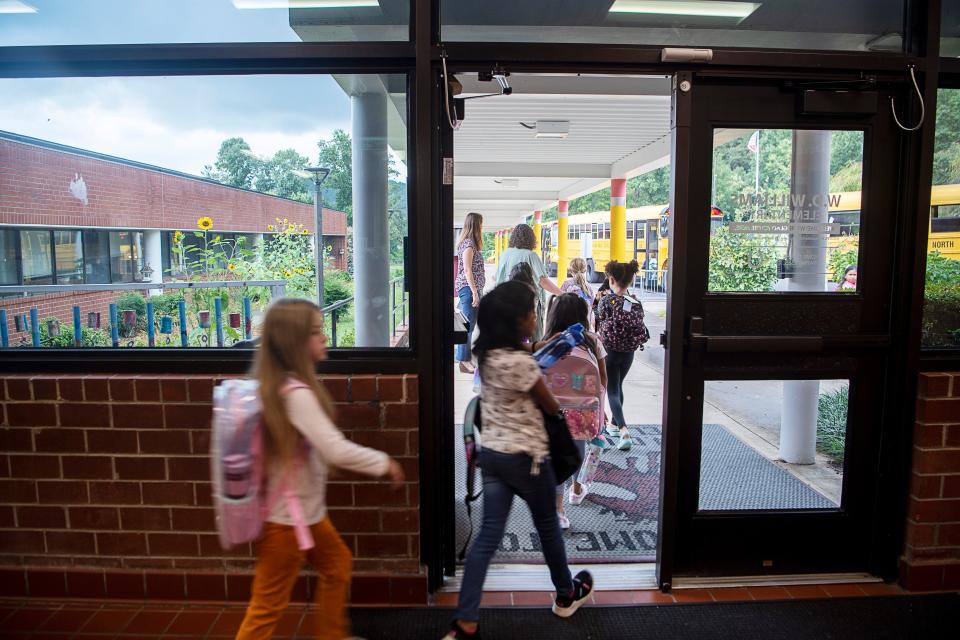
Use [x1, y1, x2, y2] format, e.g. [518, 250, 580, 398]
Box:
[635, 269, 668, 295]
[0, 280, 286, 348]
[321, 276, 407, 348]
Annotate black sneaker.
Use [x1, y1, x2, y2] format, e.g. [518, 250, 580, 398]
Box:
[552, 570, 594, 618]
[442, 620, 481, 640]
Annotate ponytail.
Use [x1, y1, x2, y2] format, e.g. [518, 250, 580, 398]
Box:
[568, 257, 591, 300]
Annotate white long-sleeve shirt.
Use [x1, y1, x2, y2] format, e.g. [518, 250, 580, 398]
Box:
[267, 387, 390, 526]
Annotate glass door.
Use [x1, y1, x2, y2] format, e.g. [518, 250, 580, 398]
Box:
[660, 71, 901, 582]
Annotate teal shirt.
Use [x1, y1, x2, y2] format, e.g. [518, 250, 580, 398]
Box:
[495, 248, 547, 340]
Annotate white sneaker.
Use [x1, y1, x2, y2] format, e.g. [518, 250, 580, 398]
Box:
[557, 512, 570, 530]
[618, 429, 633, 451]
[569, 483, 587, 505]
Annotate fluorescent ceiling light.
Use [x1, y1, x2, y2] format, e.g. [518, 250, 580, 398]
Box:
[535, 121, 570, 139]
[609, 1, 760, 19]
[0, 0, 37, 13]
[233, 0, 378, 9]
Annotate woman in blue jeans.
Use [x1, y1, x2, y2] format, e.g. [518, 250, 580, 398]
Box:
[455, 212, 486, 374]
[443, 281, 593, 640]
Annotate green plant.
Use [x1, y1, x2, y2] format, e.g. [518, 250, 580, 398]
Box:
[828, 244, 858, 284]
[39, 316, 109, 347]
[708, 226, 778, 292]
[150, 291, 185, 317]
[115, 292, 147, 337]
[324, 270, 353, 308]
[922, 281, 960, 347]
[817, 386, 849, 464]
[926, 251, 960, 287]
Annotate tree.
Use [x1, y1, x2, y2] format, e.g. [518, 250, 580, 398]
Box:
[933, 89, 960, 187]
[255, 148, 312, 203]
[708, 226, 778, 292]
[202, 137, 257, 189]
[317, 129, 354, 222]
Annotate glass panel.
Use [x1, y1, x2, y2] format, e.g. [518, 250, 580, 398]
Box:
[0, 229, 17, 284]
[709, 128, 865, 293]
[0, 0, 409, 45]
[699, 379, 847, 511]
[944, 0, 960, 58]
[19, 229, 52, 284]
[0, 73, 409, 349]
[54, 229, 84, 285]
[442, 0, 904, 52]
[923, 88, 960, 348]
[82, 230, 111, 284]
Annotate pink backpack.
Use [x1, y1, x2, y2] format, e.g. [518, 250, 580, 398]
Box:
[210, 379, 314, 551]
[544, 346, 604, 440]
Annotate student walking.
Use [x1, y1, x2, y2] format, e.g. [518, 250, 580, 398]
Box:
[542, 294, 608, 529]
[444, 281, 594, 640]
[455, 212, 486, 374]
[594, 260, 650, 452]
[235, 298, 405, 640]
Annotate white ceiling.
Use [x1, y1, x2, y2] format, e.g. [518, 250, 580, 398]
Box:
[453, 74, 673, 229]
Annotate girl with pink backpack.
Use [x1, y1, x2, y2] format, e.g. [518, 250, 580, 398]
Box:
[233, 298, 405, 640]
[542, 294, 608, 529]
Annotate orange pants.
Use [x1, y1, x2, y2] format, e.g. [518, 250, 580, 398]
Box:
[236, 518, 352, 640]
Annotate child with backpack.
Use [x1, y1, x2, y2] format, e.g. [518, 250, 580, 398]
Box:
[594, 260, 650, 451]
[543, 294, 608, 529]
[444, 281, 594, 640]
[231, 298, 405, 640]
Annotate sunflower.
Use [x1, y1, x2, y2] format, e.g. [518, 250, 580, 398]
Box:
[197, 216, 214, 231]
[288, 224, 296, 231]
[172, 230, 183, 243]
[267, 224, 275, 231]
[227, 263, 237, 272]
[301, 229, 309, 235]
[284, 269, 293, 277]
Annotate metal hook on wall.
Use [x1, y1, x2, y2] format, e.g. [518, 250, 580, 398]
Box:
[890, 65, 925, 132]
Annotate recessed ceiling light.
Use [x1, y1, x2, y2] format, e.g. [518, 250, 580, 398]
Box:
[0, 0, 37, 13]
[535, 121, 570, 139]
[233, 0, 379, 9]
[609, 1, 761, 20]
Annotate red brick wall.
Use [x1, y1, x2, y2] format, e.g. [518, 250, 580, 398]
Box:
[0, 136, 346, 237]
[0, 291, 125, 343]
[0, 373, 424, 604]
[901, 372, 960, 590]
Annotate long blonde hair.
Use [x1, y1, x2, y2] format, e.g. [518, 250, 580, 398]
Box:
[254, 298, 337, 464]
[458, 212, 484, 251]
[568, 257, 591, 299]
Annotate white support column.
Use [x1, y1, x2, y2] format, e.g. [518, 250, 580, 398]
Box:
[779, 130, 831, 464]
[143, 230, 163, 296]
[352, 91, 390, 347]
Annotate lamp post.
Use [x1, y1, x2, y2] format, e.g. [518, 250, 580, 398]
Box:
[303, 167, 330, 308]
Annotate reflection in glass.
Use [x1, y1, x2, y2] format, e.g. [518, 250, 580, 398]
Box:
[709, 129, 864, 293]
[0, 229, 17, 285]
[54, 230, 84, 285]
[82, 231, 111, 284]
[698, 379, 848, 511]
[20, 230, 53, 285]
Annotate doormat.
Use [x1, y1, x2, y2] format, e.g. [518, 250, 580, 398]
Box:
[455, 424, 835, 564]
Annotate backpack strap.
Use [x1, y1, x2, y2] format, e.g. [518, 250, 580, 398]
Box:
[264, 379, 316, 551]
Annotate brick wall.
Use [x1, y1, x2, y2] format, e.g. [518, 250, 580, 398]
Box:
[0, 136, 346, 237]
[0, 373, 424, 604]
[901, 372, 960, 590]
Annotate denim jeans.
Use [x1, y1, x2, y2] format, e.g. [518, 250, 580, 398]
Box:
[456, 286, 476, 363]
[605, 351, 635, 427]
[455, 449, 573, 622]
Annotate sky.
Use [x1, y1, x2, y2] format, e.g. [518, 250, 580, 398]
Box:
[0, 1, 406, 178]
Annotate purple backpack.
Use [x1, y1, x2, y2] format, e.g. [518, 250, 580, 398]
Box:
[210, 379, 313, 551]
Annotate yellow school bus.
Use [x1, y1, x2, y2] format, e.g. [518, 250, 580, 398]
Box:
[541, 204, 722, 282]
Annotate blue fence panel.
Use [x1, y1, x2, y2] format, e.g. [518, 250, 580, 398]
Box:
[109, 303, 119, 348]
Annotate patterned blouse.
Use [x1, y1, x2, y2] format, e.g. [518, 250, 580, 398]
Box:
[455, 238, 486, 294]
[479, 348, 548, 474]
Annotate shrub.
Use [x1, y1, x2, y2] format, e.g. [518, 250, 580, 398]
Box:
[115, 292, 147, 336]
[827, 242, 858, 284]
[817, 386, 849, 464]
[324, 270, 354, 308]
[40, 316, 109, 347]
[150, 291, 184, 317]
[923, 282, 960, 347]
[708, 226, 778, 292]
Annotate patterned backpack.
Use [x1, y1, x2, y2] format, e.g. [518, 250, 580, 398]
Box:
[210, 379, 314, 551]
[597, 293, 650, 353]
[544, 346, 604, 441]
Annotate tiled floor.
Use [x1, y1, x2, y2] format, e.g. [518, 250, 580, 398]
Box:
[0, 583, 909, 638]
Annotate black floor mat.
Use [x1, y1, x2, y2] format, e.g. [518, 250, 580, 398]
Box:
[351, 594, 958, 640]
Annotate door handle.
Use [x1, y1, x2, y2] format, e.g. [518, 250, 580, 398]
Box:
[688, 333, 889, 353]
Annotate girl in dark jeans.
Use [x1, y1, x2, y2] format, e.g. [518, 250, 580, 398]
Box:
[455, 212, 486, 374]
[443, 281, 593, 640]
[594, 260, 648, 451]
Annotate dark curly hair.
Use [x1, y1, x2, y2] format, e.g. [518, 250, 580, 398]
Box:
[508, 223, 537, 251]
[605, 260, 640, 288]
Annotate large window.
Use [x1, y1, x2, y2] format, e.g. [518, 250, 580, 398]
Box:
[923, 88, 960, 349]
[0, 229, 17, 285]
[0, 0, 410, 45]
[0, 72, 409, 349]
[442, 0, 905, 53]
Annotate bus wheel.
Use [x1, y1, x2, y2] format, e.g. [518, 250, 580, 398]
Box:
[586, 259, 604, 284]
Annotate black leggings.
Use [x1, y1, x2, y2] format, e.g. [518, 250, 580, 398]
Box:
[605, 351, 635, 427]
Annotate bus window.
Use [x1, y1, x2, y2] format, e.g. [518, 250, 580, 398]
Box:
[604, 222, 611, 239]
[592, 223, 598, 239]
[626, 226, 634, 240]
